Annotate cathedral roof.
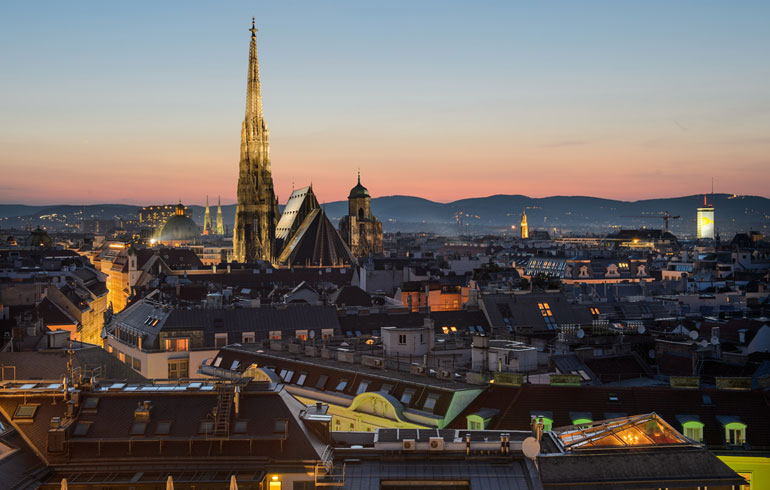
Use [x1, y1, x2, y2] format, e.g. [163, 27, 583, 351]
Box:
[276, 208, 355, 267]
[275, 186, 318, 242]
[25, 227, 52, 248]
[348, 173, 370, 199]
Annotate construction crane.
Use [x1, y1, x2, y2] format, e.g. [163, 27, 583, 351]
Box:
[620, 211, 681, 232]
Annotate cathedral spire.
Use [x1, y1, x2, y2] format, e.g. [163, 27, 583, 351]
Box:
[216, 196, 225, 235]
[245, 17, 263, 135]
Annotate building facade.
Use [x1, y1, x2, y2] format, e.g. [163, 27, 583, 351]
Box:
[339, 173, 383, 258]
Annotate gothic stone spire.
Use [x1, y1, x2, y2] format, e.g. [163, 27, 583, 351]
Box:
[233, 18, 279, 263]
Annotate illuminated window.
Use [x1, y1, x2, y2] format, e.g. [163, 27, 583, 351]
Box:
[450, 326, 457, 333]
[295, 329, 308, 341]
[442, 326, 449, 334]
[739, 472, 751, 490]
[269, 331, 281, 340]
[538, 303, 558, 329]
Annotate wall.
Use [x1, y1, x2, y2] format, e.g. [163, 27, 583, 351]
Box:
[718, 455, 770, 490]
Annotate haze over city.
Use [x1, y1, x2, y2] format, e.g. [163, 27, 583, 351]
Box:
[2, 1, 769, 205]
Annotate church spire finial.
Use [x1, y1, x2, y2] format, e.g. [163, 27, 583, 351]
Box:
[357, 168, 361, 185]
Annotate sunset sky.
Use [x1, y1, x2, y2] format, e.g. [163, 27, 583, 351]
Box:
[1, 1, 769, 206]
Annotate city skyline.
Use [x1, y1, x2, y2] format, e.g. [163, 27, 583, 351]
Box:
[2, 1, 769, 205]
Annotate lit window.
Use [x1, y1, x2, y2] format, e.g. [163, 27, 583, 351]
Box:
[450, 326, 457, 332]
[164, 338, 189, 352]
[538, 302, 558, 330]
[684, 424, 704, 442]
[442, 326, 449, 334]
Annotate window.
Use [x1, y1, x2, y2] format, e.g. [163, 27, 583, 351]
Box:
[233, 420, 248, 434]
[469, 419, 483, 430]
[273, 419, 288, 435]
[124, 354, 133, 367]
[380, 384, 394, 394]
[420, 333, 425, 344]
[269, 330, 281, 340]
[450, 326, 457, 333]
[132, 357, 142, 371]
[155, 421, 172, 435]
[336, 379, 348, 392]
[13, 404, 38, 420]
[608, 393, 619, 402]
[398, 334, 407, 345]
[684, 424, 703, 442]
[322, 328, 334, 339]
[212, 356, 222, 367]
[356, 380, 370, 395]
[315, 374, 328, 390]
[295, 330, 308, 341]
[739, 472, 751, 490]
[164, 338, 189, 352]
[281, 370, 294, 383]
[231, 360, 240, 370]
[118, 352, 125, 363]
[82, 397, 99, 410]
[442, 326, 449, 334]
[401, 388, 416, 405]
[215, 333, 228, 348]
[73, 422, 92, 436]
[242, 332, 255, 343]
[590, 307, 601, 318]
[130, 421, 147, 435]
[168, 359, 189, 379]
[423, 393, 440, 412]
[538, 303, 557, 330]
[726, 423, 747, 445]
[296, 372, 307, 386]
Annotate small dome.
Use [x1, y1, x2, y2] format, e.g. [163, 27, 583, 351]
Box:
[158, 214, 199, 242]
[348, 173, 370, 199]
[26, 227, 52, 248]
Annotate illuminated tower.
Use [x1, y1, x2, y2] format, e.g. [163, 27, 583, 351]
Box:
[203, 196, 212, 235]
[697, 194, 715, 239]
[520, 210, 529, 239]
[216, 196, 225, 235]
[233, 18, 279, 263]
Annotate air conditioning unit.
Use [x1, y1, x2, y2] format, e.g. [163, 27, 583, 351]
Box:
[402, 439, 416, 451]
[429, 437, 444, 451]
[373, 358, 383, 367]
[438, 370, 453, 380]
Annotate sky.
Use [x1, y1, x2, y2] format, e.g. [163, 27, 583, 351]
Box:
[1, 1, 769, 206]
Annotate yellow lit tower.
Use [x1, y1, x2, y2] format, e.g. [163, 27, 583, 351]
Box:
[233, 18, 279, 263]
[203, 196, 212, 235]
[697, 194, 715, 239]
[216, 196, 225, 235]
[520, 210, 529, 239]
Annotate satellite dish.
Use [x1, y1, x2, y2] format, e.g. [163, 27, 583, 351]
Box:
[576, 329, 585, 339]
[700, 340, 708, 348]
[637, 325, 646, 335]
[711, 337, 719, 345]
[309, 330, 316, 339]
[689, 330, 698, 340]
[522, 437, 541, 460]
[648, 349, 656, 359]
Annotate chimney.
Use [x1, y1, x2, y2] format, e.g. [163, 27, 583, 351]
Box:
[134, 400, 151, 421]
[738, 329, 747, 344]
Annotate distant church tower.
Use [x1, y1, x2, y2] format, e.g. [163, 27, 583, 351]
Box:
[203, 196, 212, 235]
[340, 172, 383, 257]
[233, 18, 279, 263]
[520, 210, 528, 239]
[216, 196, 225, 235]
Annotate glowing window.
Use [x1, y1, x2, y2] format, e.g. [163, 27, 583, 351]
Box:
[165, 336, 189, 351]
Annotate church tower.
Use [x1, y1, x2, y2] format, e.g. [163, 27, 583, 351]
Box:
[520, 210, 529, 239]
[233, 18, 279, 263]
[339, 172, 383, 257]
[203, 196, 212, 235]
[216, 196, 225, 235]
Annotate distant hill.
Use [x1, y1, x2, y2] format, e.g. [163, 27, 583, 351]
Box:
[1, 193, 768, 237]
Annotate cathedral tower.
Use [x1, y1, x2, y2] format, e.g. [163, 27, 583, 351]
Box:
[203, 196, 212, 235]
[216, 196, 225, 235]
[233, 18, 279, 263]
[340, 172, 383, 257]
[520, 210, 529, 239]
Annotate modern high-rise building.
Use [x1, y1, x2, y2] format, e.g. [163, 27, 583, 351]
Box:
[697, 195, 715, 239]
[203, 196, 212, 235]
[233, 19, 279, 263]
[521, 210, 529, 239]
